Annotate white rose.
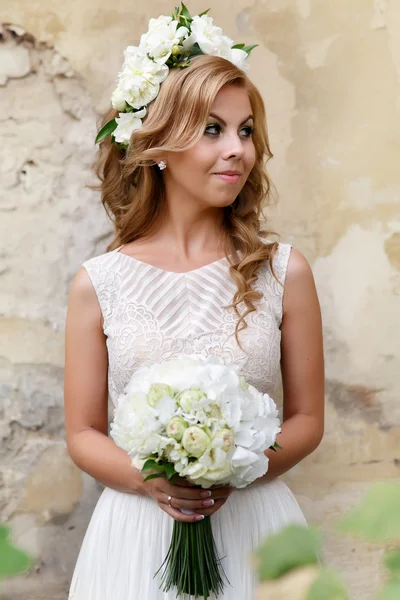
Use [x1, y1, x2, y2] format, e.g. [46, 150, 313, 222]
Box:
[118, 47, 169, 109]
[111, 87, 127, 111]
[166, 416, 188, 442]
[212, 428, 234, 452]
[178, 388, 206, 412]
[140, 15, 189, 64]
[181, 426, 211, 458]
[147, 382, 174, 408]
[114, 108, 146, 145]
[190, 15, 233, 56]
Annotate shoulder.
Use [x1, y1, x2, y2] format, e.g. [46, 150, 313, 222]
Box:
[68, 266, 100, 309]
[282, 247, 320, 318]
[285, 247, 313, 281]
[68, 250, 117, 311]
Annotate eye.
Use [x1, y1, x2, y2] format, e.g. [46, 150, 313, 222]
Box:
[205, 123, 221, 136]
[240, 125, 254, 138]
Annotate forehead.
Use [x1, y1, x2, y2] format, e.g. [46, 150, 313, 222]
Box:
[210, 85, 252, 117]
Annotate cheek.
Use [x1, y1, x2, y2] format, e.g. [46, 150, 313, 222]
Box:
[245, 144, 256, 174]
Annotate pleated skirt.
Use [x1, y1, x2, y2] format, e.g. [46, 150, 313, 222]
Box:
[68, 479, 307, 600]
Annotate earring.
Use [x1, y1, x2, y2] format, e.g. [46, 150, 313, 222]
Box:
[157, 160, 167, 171]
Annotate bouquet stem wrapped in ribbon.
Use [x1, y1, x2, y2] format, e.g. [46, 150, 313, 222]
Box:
[111, 355, 281, 599]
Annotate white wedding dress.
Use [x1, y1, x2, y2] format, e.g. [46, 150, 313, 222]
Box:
[68, 242, 307, 600]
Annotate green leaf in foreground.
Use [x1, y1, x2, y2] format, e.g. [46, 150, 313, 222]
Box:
[307, 568, 348, 600]
[338, 482, 400, 543]
[0, 525, 32, 578]
[384, 550, 400, 577]
[376, 580, 400, 600]
[95, 118, 117, 144]
[254, 524, 320, 581]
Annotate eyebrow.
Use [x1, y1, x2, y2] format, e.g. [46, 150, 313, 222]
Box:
[209, 113, 254, 127]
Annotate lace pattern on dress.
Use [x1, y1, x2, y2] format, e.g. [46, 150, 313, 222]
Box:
[82, 243, 292, 405]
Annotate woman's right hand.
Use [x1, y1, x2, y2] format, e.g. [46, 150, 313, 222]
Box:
[143, 476, 215, 522]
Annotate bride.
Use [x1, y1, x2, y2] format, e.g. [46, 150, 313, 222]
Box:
[64, 6, 324, 599]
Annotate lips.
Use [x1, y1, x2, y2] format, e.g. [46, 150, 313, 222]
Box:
[214, 170, 242, 184]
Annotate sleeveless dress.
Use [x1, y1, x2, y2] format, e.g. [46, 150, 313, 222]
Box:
[68, 242, 307, 600]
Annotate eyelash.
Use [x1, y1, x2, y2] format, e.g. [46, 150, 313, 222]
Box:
[205, 124, 254, 138]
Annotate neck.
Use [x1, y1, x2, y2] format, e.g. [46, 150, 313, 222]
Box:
[152, 190, 228, 260]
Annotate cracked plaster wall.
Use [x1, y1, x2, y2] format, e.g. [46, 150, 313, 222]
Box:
[0, 2, 399, 599]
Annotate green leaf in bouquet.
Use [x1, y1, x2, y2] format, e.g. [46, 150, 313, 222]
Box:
[143, 472, 165, 483]
[198, 9, 211, 17]
[306, 568, 348, 600]
[254, 524, 320, 581]
[376, 580, 400, 600]
[0, 525, 32, 578]
[270, 442, 283, 452]
[232, 43, 245, 49]
[384, 550, 400, 577]
[142, 458, 165, 472]
[164, 463, 177, 481]
[337, 482, 400, 543]
[95, 118, 117, 144]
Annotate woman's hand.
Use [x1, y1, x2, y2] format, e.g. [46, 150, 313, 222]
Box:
[143, 476, 234, 522]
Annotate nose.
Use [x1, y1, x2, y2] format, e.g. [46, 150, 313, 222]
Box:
[221, 130, 245, 161]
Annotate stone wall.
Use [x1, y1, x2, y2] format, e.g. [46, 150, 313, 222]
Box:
[1, 2, 399, 598]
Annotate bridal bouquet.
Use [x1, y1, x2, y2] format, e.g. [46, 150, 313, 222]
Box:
[110, 354, 281, 599]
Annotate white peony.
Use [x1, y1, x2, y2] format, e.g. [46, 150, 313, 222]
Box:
[118, 47, 169, 109]
[140, 15, 189, 64]
[114, 108, 146, 145]
[190, 15, 233, 56]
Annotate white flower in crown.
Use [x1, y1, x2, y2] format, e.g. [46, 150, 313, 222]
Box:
[140, 15, 189, 64]
[190, 14, 232, 56]
[118, 47, 169, 109]
[95, 4, 258, 148]
[114, 107, 147, 144]
[111, 87, 127, 112]
[229, 48, 249, 71]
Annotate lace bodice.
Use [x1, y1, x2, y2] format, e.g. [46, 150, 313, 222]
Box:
[82, 243, 292, 406]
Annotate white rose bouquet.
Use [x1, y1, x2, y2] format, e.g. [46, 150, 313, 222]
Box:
[110, 354, 282, 599]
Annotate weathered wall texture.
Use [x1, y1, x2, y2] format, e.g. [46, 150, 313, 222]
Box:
[0, 1, 399, 598]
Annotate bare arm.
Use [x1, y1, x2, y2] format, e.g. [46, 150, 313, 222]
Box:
[64, 267, 146, 494]
[251, 247, 325, 485]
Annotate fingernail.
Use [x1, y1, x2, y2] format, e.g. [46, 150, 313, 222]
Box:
[202, 499, 214, 507]
[200, 491, 212, 498]
[195, 514, 205, 521]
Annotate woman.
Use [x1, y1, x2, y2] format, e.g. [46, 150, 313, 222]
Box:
[64, 17, 324, 600]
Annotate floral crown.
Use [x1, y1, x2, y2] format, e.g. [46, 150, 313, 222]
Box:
[95, 3, 257, 150]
